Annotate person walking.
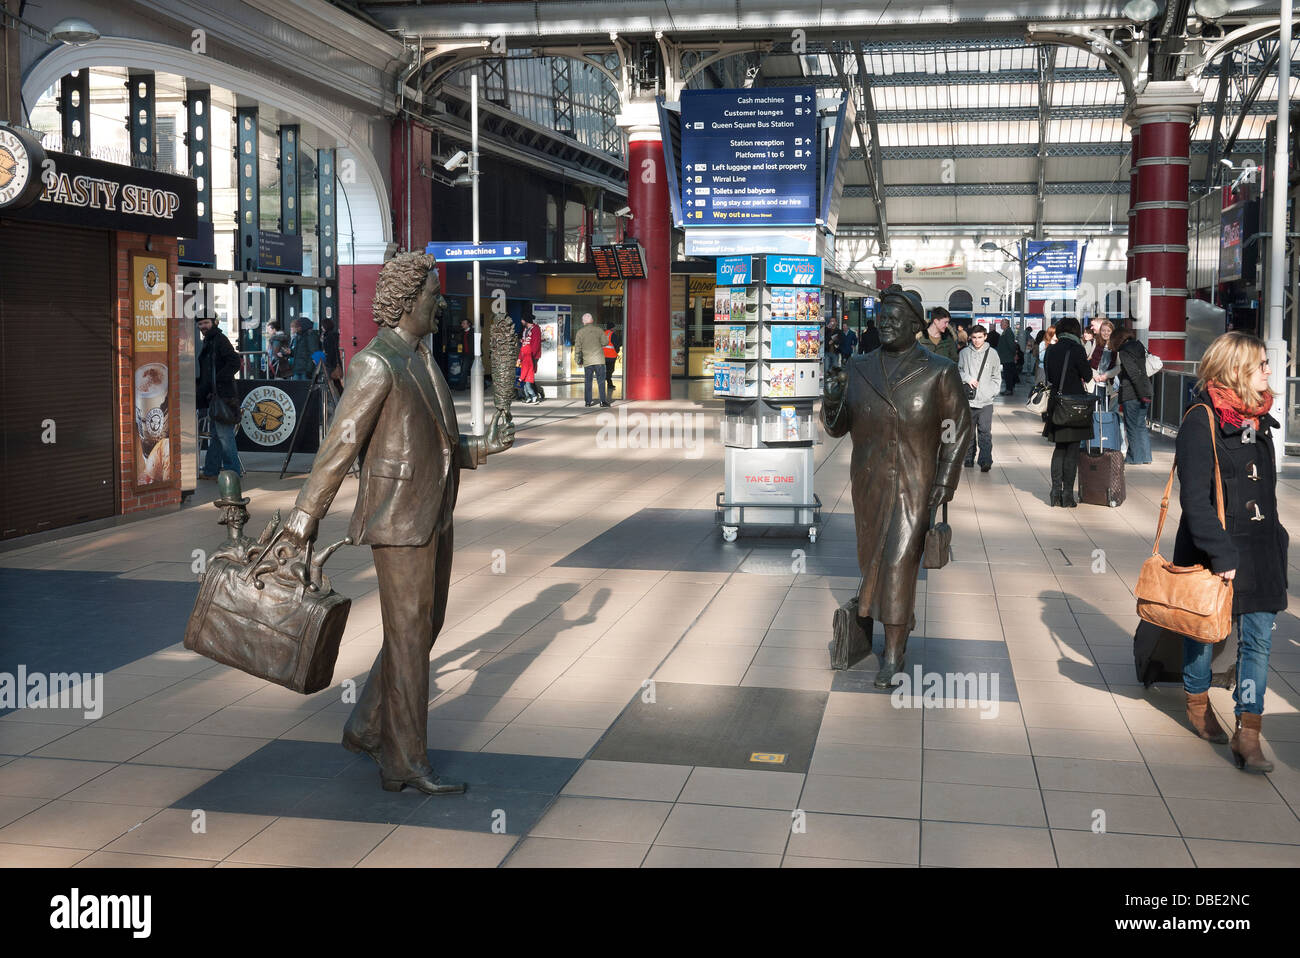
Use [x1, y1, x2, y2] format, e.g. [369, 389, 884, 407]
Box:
[573, 312, 610, 407]
[264, 321, 289, 377]
[320, 317, 343, 396]
[916, 306, 959, 362]
[995, 318, 1018, 394]
[859, 318, 881, 354]
[839, 323, 857, 363]
[1041, 317, 1093, 507]
[196, 317, 244, 479]
[289, 318, 320, 381]
[518, 314, 543, 404]
[603, 322, 621, 394]
[958, 324, 1002, 473]
[824, 318, 842, 372]
[1177, 332, 1288, 772]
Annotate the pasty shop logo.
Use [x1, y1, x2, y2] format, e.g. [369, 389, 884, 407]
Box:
[241, 385, 296, 445]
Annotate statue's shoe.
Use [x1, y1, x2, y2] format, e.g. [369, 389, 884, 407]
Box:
[381, 773, 466, 796]
[874, 657, 905, 689]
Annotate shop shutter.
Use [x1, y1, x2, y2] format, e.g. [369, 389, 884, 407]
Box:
[0, 220, 116, 539]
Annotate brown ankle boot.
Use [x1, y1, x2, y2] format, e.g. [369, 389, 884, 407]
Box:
[1185, 691, 1228, 744]
[1230, 713, 1274, 773]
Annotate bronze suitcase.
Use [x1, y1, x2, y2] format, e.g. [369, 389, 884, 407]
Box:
[922, 503, 952, 569]
[184, 532, 351, 694]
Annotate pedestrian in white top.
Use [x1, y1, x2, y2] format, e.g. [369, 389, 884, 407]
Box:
[958, 324, 1002, 473]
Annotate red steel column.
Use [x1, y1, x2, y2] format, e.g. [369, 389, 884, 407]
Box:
[1126, 83, 1202, 361]
[625, 127, 671, 400]
[1126, 128, 1140, 285]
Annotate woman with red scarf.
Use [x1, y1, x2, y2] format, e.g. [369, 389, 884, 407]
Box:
[1177, 332, 1288, 772]
[518, 314, 543, 404]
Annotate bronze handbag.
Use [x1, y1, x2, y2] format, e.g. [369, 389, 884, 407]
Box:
[1135, 404, 1233, 644]
[923, 503, 952, 569]
[184, 520, 353, 693]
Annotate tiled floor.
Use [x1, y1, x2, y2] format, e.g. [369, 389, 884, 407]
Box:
[1, 386, 1299, 867]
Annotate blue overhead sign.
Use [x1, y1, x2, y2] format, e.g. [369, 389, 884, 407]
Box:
[716, 256, 752, 285]
[763, 255, 823, 286]
[680, 87, 818, 227]
[426, 241, 527, 262]
[1024, 240, 1080, 297]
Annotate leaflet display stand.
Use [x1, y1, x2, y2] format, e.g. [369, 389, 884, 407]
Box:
[713, 255, 823, 542]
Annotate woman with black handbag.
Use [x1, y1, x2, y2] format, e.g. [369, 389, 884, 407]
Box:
[1177, 332, 1287, 772]
[1041, 317, 1095, 507]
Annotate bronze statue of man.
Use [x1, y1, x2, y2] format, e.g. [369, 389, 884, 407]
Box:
[822, 285, 972, 688]
[281, 251, 514, 794]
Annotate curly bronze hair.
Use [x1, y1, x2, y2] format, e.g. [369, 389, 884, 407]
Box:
[372, 251, 438, 327]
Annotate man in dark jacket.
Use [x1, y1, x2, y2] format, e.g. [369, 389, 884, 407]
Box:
[859, 319, 881, 354]
[196, 317, 244, 479]
[995, 319, 1019, 394]
[289, 319, 320, 380]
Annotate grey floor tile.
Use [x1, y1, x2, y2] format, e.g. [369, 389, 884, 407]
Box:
[1043, 791, 1179, 836]
[798, 774, 920, 819]
[642, 845, 781, 867]
[561, 760, 692, 802]
[922, 750, 1038, 788]
[504, 836, 648, 868]
[655, 803, 793, 855]
[921, 782, 1047, 827]
[785, 813, 920, 864]
[678, 767, 804, 810]
[920, 821, 1056, 867]
[528, 796, 672, 844]
[1051, 830, 1194, 867]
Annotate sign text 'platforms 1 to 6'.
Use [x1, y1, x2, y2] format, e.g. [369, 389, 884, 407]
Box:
[680, 88, 818, 227]
[425, 241, 527, 262]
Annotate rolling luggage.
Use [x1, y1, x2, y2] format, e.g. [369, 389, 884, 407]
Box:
[1134, 620, 1238, 688]
[1082, 391, 1122, 452]
[184, 518, 353, 694]
[1078, 392, 1125, 507]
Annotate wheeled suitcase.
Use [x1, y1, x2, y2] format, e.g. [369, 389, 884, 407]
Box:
[1078, 447, 1126, 507]
[184, 521, 352, 694]
[1081, 391, 1123, 451]
[1134, 620, 1239, 688]
[1078, 393, 1126, 506]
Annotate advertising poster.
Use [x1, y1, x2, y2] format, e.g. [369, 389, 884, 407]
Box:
[131, 254, 172, 487]
[671, 310, 687, 374]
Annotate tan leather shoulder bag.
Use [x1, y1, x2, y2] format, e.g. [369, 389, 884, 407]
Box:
[1134, 404, 1234, 643]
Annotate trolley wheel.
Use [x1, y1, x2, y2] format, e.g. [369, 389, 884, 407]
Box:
[808, 526, 818, 543]
[721, 526, 739, 543]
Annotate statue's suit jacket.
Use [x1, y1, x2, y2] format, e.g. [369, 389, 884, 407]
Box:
[823, 344, 972, 625]
[295, 326, 477, 546]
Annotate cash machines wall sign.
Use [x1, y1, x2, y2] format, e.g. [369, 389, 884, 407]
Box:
[240, 385, 297, 446]
[0, 125, 46, 211]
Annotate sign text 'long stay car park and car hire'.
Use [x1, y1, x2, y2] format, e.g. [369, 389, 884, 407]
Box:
[680, 88, 818, 227]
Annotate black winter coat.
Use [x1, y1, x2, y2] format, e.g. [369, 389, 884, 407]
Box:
[1114, 340, 1153, 404]
[1172, 397, 1289, 615]
[1041, 339, 1094, 444]
[197, 328, 240, 407]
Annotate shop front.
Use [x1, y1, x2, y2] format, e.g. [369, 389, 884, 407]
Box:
[0, 129, 197, 538]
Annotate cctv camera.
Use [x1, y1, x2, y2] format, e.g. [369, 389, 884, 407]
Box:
[1220, 158, 1234, 169]
[443, 150, 468, 171]
[615, 206, 632, 217]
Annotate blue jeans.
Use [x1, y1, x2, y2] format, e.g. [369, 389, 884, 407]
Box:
[203, 418, 244, 477]
[1122, 399, 1152, 464]
[583, 364, 608, 404]
[1183, 611, 1276, 715]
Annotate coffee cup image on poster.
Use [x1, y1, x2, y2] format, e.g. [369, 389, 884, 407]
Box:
[132, 255, 171, 485]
